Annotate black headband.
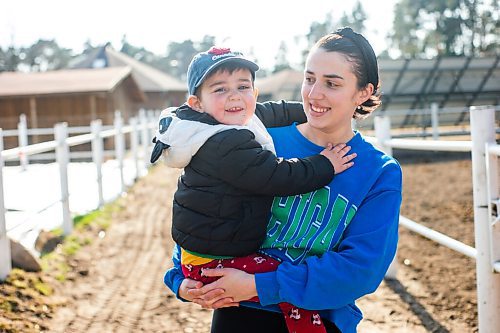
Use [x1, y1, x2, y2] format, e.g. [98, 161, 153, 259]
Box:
[334, 27, 379, 91]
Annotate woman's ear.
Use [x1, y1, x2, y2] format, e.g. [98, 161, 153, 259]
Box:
[357, 83, 374, 105]
[187, 95, 204, 112]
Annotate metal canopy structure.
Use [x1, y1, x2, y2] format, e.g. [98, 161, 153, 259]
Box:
[257, 56, 499, 125]
[379, 56, 499, 110]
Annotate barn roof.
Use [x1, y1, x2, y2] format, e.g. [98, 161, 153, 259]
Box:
[70, 45, 187, 93]
[0, 67, 145, 101]
[255, 69, 304, 101]
[256, 56, 500, 111]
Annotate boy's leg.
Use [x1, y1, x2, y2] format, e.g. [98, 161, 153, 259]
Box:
[206, 254, 328, 333]
[182, 259, 223, 284]
[183, 254, 328, 333]
[278, 303, 327, 333]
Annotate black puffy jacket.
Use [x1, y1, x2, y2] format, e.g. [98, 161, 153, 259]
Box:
[171, 101, 335, 257]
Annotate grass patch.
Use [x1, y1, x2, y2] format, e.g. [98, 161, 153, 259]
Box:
[0, 198, 125, 332]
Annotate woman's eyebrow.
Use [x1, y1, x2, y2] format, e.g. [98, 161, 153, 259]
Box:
[324, 73, 344, 80]
[305, 70, 344, 80]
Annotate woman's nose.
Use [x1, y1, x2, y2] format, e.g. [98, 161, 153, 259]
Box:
[308, 83, 322, 99]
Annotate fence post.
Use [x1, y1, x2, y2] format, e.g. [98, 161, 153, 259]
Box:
[374, 116, 398, 278]
[431, 103, 439, 140]
[114, 111, 125, 194]
[139, 109, 150, 169]
[55, 123, 72, 235]
[374, 116, 393, 156]
[0, 129, 12, 281]
[486, 135, 500, 274]
[373, 116, 398, 279]
[470, 106, 500, 333]
[91, 119, 104, 207]
[17, 114, 29, 170]
[130, 117, 140, 181]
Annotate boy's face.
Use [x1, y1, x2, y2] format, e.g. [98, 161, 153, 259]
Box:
[190, 68, 257, 126]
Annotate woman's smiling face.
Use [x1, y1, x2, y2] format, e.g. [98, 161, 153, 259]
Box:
[301, 48, 368, 134]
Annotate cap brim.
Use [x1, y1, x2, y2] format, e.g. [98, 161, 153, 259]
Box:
[194, 57, 259, 91]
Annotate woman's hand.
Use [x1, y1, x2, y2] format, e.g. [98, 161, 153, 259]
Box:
[179, 276, 238, 309]
[188, 268, 257, 309]
[178, 278, 204, 302]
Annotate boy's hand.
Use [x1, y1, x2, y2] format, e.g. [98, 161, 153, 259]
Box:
[178, 278, 204, 302]
[320, 143, 356, 174]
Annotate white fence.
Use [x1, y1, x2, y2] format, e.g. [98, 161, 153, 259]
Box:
[374, 106, 499, 333]
[358, 103, 500, 139]
[0, 109, 158, 279]
[0, 107, 499, 332]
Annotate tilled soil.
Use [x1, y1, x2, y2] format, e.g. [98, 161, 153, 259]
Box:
[45, 151, 478, 333]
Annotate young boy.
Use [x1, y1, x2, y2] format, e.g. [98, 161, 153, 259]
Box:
[151, 47, 355, 333]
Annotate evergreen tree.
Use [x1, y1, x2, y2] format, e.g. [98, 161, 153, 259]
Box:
[19, 39, 72, 71]
[391, 0, 499, 57]
[340, 1, 367, 34]
[273, 41, 291, 73]
[0, 46, 21, 71]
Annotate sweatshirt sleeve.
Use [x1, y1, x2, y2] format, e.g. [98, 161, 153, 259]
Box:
[163, 244, 187, 301]
[197, 130, 335, 196]
[254, 100, 306, 128]
[255, 167, 402, 310]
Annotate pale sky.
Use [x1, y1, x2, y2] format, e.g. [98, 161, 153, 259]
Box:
[1, 0, 397, 70]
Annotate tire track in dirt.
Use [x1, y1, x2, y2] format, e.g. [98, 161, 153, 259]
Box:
[95, 203, 164, 332]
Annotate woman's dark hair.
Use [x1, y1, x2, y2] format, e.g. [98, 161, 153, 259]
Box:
[314, 27, 381, 119]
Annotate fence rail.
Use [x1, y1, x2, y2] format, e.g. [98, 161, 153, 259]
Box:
[0, 106, 499, 332]
[0, 109, 158, 279]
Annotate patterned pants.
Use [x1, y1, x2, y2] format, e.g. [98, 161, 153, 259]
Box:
[182, 253, 326, 333]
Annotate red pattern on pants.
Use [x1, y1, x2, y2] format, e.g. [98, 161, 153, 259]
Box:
[182, 253, 326, 333]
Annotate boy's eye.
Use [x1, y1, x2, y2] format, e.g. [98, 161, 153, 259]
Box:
[214, 87, 226, 93]
[239, 85, 251, 90]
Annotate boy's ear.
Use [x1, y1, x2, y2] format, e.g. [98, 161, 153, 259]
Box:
[187, 95, 203, 112]
[253, 87, 259, 100]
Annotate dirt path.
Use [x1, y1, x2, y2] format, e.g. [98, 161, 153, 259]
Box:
[47, 166, 213, 333]
[46, 153, 477, 333]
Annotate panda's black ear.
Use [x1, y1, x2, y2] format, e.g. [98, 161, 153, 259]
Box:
[150, 141, 171, 163]
[159, 116, 173, 134]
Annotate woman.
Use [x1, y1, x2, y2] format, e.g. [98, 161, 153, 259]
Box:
[165, 27, 402, 333]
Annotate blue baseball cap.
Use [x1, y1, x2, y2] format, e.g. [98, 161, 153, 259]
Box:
[187, 47, 259, 95]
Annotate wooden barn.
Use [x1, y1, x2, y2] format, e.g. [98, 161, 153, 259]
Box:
[70, 45, 187, 110]
[0, 66, 145, 149]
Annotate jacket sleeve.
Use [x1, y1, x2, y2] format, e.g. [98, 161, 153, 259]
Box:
[255, 100, 306, 128]
[163, 244, 187, 301]
[196, 130, 334, 196]
[255, 164, 402, 310]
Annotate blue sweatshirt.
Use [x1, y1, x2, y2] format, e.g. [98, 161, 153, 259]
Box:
[165, 123, 402, 333]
